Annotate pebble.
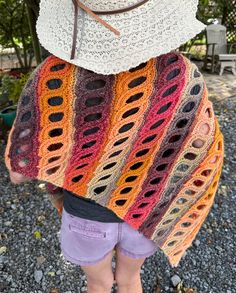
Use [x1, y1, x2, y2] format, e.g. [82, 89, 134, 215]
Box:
[34, 270, 43, 283]
[213, 203, 219, 209]
[0, 255, 7, 263]
[112, 261, 115, 269]
[0, 246, 7, 254]
[7, 275, 13, 282]
[171, 275, 181, 287]
[194, 239, 200, 247]
[5, 221, 12, 226]
[37, 255, 46, 265]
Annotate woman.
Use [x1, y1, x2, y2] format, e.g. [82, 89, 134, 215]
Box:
[5, 0, 224, 292]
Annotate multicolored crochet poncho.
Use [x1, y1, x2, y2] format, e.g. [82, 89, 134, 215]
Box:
[5, 52, 224, 267]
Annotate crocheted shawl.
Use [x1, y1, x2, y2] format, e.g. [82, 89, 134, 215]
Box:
[5, 53, 224, 267]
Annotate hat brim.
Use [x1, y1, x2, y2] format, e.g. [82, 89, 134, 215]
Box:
[36, 0, 206, 74]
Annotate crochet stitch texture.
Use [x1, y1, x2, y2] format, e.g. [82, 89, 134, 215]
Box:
[5, 52, 224, 267]
[36, 0, 206, 74]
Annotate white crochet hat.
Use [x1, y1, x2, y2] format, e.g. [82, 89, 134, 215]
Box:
[36, 0, 206, 75]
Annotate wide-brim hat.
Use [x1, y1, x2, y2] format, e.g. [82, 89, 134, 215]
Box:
[36, 0, 206, 75]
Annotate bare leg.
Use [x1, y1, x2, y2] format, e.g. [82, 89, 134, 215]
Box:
[114, 248, 146, 293]
[80, 250, 114, 293]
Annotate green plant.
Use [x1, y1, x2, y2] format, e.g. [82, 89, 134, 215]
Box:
[0, 72, 31, 105]
[0, 75, 16, 102]
[11, 72, 31, 104]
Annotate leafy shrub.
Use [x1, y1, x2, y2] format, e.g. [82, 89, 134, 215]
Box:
[0, 72, 31, 105]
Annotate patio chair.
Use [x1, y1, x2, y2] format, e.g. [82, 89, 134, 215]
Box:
[203, 24, 236, 75]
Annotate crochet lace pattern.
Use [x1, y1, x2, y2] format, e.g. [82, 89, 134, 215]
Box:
[36, 0, 206, 74]
[5, 52, 224, 267]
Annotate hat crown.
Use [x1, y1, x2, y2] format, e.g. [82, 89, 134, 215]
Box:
[37, 0, 206, 74]
[80, 0, 140, 11]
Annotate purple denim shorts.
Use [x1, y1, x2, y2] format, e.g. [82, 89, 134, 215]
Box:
[59, 207, 158, 266]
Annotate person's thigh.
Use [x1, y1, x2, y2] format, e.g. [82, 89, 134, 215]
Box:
[59, 207, 118, 266]
[114, 248, 146, 283]
[80, 250, 114, 290]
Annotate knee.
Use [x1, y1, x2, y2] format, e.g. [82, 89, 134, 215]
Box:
[115, 270, 141, 287]
[87, 274, 114, 291]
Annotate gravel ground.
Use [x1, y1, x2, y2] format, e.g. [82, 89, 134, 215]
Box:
[0, 96, 235, 293]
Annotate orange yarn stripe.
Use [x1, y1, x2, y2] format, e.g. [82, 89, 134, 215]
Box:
[87, 58, 157, 203]
[37, 57, 76, 186]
